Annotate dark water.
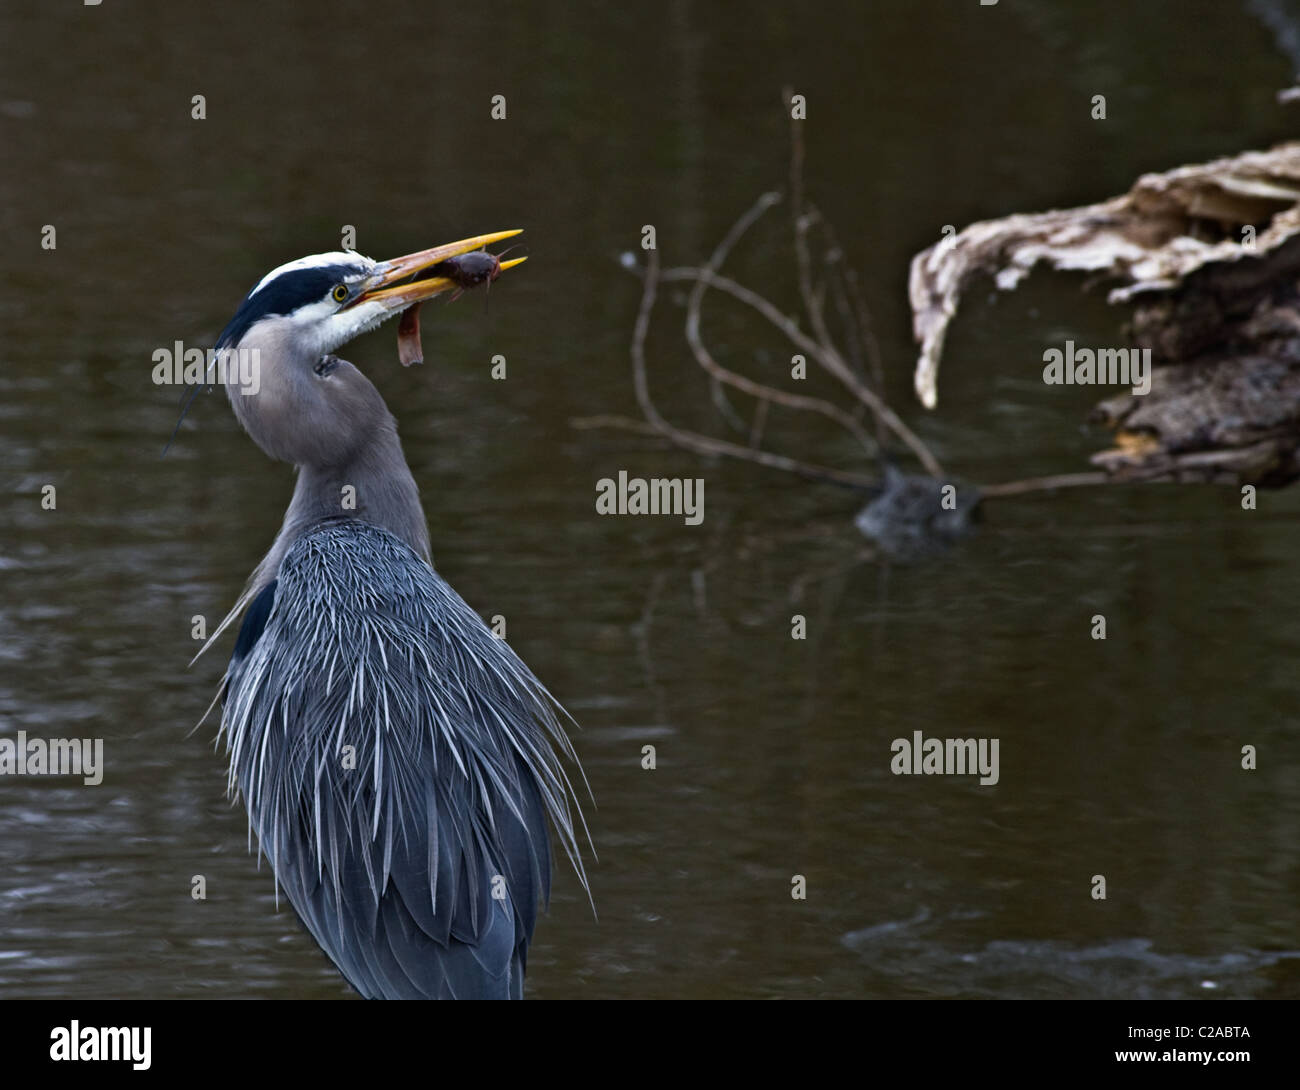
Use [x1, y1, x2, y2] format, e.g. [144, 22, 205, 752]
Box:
[1, 0, 1298, 999]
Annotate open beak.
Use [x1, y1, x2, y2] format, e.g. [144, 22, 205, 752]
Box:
[351, 229, 527, 311]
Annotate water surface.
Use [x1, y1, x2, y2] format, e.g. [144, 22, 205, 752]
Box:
[1, 0, 1297, 998]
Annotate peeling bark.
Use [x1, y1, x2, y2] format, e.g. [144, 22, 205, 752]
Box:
[910, 142, 1300, 486]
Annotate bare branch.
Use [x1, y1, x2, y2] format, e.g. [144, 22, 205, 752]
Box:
[708, 376, 747, 432]
[785, 90, 836, 355]
[661, 265, 945, 477]
[681, 190, 879, 459]
[978, 472, 1111, 499]
[625, 247, 877, 490]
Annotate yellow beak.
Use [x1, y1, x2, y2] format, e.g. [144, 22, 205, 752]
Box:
[353, 229, 527, 310]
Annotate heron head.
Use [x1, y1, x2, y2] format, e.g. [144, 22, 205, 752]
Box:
[211, 231, 525, 467]
[215, 230, 525, 360]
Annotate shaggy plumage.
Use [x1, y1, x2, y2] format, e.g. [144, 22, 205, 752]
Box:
[221, 519, 587, 999]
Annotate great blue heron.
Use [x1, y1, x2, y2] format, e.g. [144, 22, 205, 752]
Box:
[197, 231, 588, 999]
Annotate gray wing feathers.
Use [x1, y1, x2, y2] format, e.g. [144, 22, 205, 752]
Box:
[221, 520, 585, 999]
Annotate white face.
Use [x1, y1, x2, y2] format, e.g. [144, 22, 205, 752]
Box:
[286, 294, 394, 358]
[252, 252, 400, 359]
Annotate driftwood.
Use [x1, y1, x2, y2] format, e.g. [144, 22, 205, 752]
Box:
[911, 142, 1300, 486]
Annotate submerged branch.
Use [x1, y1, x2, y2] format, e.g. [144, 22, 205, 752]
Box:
[621, 247, 878, 491]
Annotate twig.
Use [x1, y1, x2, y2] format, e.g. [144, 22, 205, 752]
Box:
[683, 190, 879, 458]
[661, 265, 944, 477]
[820, 210, 888, 420]
[786, 89, 837, 356]
[844, 266, 887, 402]
[628, 247, 878, 490]
[978, 472, 1111, 499]
[708, 376, 747, 432]
[825, 251, 867, 387]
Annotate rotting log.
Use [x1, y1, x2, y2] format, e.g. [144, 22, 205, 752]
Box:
[910, 142, 1300, 486]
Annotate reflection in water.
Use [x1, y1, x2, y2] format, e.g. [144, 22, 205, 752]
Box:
[845, 909, 1300, 999]
[1, 1, 1299, 999]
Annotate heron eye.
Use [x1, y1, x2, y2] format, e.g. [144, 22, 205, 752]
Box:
[331, 284, 349, 304]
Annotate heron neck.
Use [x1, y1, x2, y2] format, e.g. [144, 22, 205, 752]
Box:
[305, 440, 428, 548]
[252, 430, 432, 595]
